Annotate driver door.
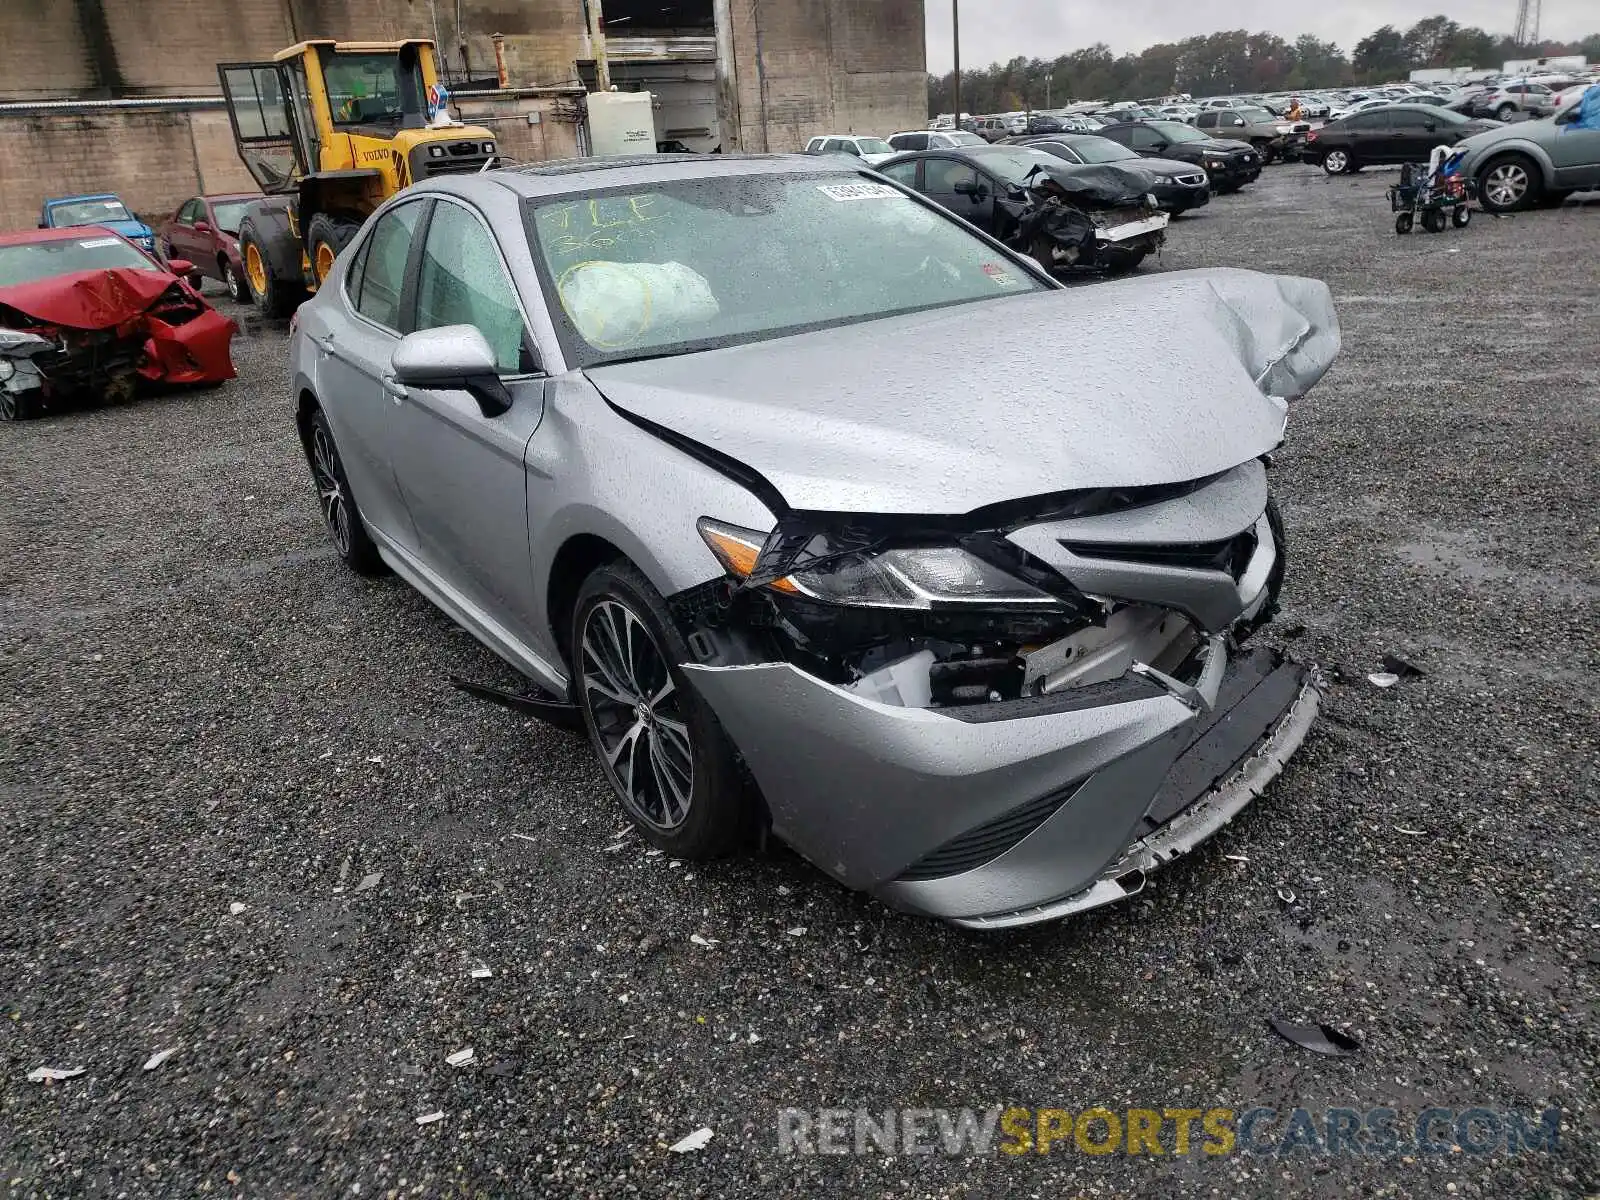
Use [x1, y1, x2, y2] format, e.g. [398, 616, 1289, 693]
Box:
[1551, 106, 1600, 187]
[922, 157, 997, 233]
[386, 197, 548, 646]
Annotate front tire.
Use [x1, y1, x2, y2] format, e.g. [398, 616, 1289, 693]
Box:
[1478, 154, 1540, 213]
[305, 407, 384, 576]
[238, 215, 303, 318]
[1322, 149, 1352, 175]
[1495, 103, 1516, 122]
[222, 258, 245, 302]
[572, 561, 751, 859]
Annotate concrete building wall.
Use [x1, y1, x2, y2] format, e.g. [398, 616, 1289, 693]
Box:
[0, 0, 926, 225]
[720, 0, 926, 150]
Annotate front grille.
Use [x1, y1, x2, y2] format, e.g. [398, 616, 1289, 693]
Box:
[1063, 527, 1258, 581]
[1175, 173, 1206, 185]
[897, 781, 1085, 882]
[416, 140, 493, 178]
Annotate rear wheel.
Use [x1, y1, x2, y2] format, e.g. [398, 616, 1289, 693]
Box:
[1479, 154, 1540, 213]
[306, 213, 362, 287]
[1103, 248, 1149, 275]
[1252, 140, 1276, 165]
[222, 257, 245, 302]
[1395, 212, 1414, 234]
[1422, 208, 1448, 234]
[1451, 206, 1471, 228]
[572, 561, 751, 859]
[1495, 103, 1517, 121]
[1322, 149, 1352, 175]
[239, 216, 303, 318]
[305, 407, 384, 576]
[0, 389, 35, 422]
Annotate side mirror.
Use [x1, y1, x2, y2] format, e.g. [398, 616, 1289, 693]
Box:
[953, 177, 980, 197]
[391, 325, 513, 417]
[167, 258, 195, 276]
[193, 220, 212, 234]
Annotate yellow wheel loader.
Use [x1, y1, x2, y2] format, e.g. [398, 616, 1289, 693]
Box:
[218, 40, 497, 316]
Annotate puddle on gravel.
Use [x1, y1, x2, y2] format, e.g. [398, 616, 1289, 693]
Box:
[1392, 531, 1599, 604]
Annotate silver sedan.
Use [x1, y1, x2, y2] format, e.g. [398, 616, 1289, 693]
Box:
[289, 154, 1340, 927]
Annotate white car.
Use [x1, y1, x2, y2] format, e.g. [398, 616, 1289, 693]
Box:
[803, 135, 897, 165]
[885, 129, 987, 152]
[1328, 97, 1394, 122]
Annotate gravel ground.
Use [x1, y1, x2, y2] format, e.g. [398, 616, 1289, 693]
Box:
[1, 165, 1596, 1198]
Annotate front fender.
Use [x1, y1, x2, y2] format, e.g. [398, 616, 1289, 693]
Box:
[1467, 137, 1557, 185]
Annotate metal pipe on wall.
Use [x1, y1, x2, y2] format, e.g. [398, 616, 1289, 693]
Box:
[587, 0, 611, 91]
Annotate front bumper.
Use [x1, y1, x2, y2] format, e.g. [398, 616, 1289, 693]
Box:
[684, 640, 1317, 927]
[1153, 180, 1211, 212]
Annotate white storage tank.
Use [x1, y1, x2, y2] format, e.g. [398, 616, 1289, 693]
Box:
[587, 90, 658, 156]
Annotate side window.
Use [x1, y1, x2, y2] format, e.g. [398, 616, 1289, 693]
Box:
[1129, 127, 1160, 150]
[414, 201, 527, 375]
[805, 138, 823, 152]
[354, 201, 425, 330]
[178, 199, 202, 224]
[925, 158, 978, 194]
[1196, 112, 1217, 128]
[878, 160, 919, 186]
[839, 141, 862, 157]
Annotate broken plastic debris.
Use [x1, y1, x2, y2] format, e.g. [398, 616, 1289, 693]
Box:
[26, 1065, 85, 1083]
[446, 1048, 475, 1067]
[775, 885, 792, 896]
[1367, 672, 1400, 688]
[689, 934, 719, 948]
[1275, 887, 1297, 906]
[351, 872, 381, 893]
[1223, 854, 1250, 864]
[669, 1127, 714, 1153]
[469, 967, 493, 979]
[786, 927, 807, 937]
[1394, 827, 1427, 836]
[1381, 653, 1425, 678]
[1268, 1017, 1361, 1057]
[415, 1111, 446, 1126]
[143, 1047, 179, 1071]
[228, 902, 246, 916]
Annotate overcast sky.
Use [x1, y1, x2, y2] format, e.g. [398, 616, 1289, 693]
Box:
[923, 0, 1594, 71]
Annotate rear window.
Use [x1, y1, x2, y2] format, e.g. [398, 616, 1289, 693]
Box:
[0, 236, 160, 286]
[525, 173, 1048, 367]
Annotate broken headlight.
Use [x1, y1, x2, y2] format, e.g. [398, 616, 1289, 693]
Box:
[698, 519, 1064, 611]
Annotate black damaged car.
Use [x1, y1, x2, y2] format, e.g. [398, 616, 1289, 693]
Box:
[1004, 132, 1212, 215]
[1097, 120, 1262, 193]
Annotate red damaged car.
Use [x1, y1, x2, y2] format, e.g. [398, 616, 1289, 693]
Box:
[0, 225, 236, 421]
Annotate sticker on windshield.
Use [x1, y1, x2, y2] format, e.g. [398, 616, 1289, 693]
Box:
[77, 237, 122, 248]
[816, 182, 901, 202]
[982, 263, 1019, 287]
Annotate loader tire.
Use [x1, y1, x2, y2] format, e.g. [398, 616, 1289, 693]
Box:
[239, 214, 304, 319]
[307, 214, 363, 287]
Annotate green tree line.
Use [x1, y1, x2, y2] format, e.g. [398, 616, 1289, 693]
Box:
[928, 19, 1600, 114]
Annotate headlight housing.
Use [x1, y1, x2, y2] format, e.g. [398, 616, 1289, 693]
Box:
[697, 519, 1063, 611]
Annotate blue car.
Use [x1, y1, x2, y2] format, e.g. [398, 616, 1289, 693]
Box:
[38, 194, 156, 254]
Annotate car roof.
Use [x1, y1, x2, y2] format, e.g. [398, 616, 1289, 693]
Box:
[0, 224, 132, 247]
[201, 192, 262, 202]
[434, 153, 857, 201]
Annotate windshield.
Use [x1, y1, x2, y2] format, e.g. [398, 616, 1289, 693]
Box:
[49, 198, 132, 226]
[0, 235, 160, 286]
[945, 131, 985, 145]
[526, 175, 1048, 367]
[211, 201, 253, 235]
[1062, 137, 1139, 163]
[324, 53, 412, 126]
[1150, 121, 1206, 143]
[854, 138, 894, 155]
[1237, 107, 1275, 123]
[970, 146, 1060, 184]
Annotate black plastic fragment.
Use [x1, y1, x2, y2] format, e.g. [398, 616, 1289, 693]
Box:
[449, 675, 584, 733]
[1381, 653, 1425, 678]
[1268, 1018, 1361, 1057]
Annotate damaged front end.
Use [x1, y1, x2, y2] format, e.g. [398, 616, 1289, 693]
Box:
[0, 269, 235, 420]
[671, 459, 1317, 927]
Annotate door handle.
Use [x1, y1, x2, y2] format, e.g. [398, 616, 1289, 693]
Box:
[312, 333, 336, 354]
[381, 373, 407, 402]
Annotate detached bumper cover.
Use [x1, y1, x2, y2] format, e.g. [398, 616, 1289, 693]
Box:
[685, 644, 1317, 927]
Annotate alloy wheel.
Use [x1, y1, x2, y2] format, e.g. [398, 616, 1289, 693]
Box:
[1324, 150, 1348, 174]
[1483, 163, 1529, 209]
[225, 262, 243, 302]
[580, 599, 694, 832]
[309, 422, 352, 557]
[0, 390, 15, 422]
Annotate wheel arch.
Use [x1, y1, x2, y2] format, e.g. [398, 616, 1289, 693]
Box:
[546, 533, 627, 672]
[1476, 143, 1557, 188]
[294, 387, 320, 459]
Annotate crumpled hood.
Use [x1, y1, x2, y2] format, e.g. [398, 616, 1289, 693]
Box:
[0, 267, 186, 330]
[588, 268, 1340, 515]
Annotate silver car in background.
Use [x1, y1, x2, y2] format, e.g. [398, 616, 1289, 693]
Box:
[290, 154, 1340, 928]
